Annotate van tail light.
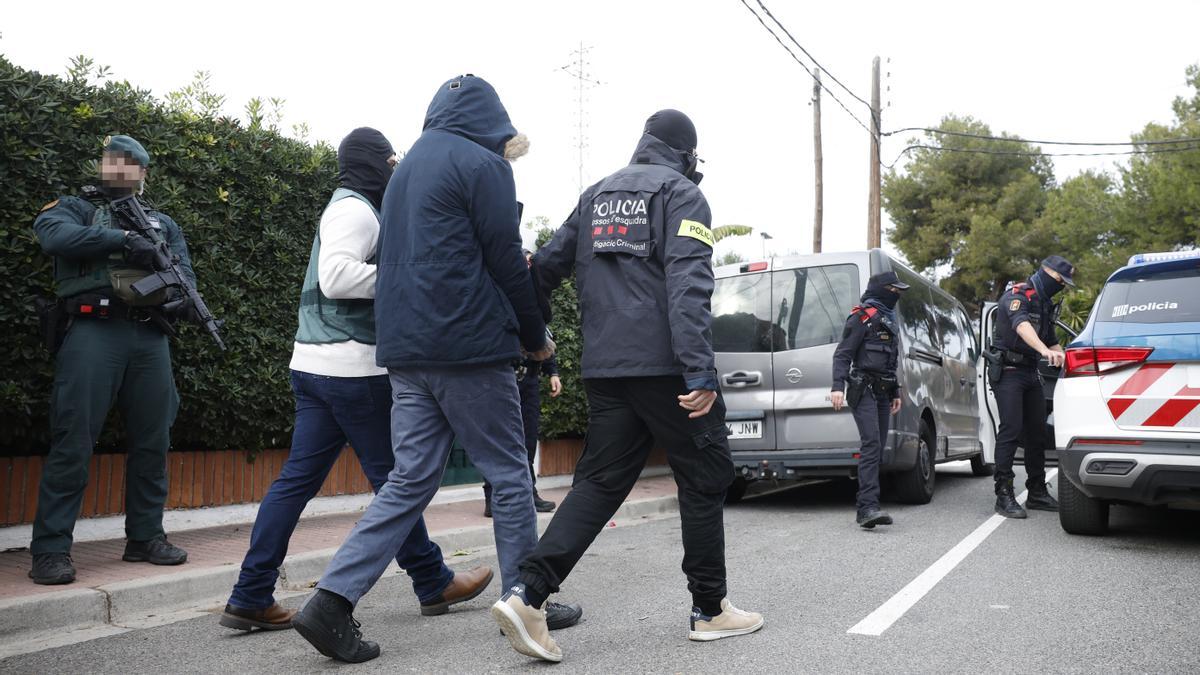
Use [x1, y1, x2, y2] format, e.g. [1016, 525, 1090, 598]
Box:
[1064, 346, 1154, 377]
[740, 262, 769, 273]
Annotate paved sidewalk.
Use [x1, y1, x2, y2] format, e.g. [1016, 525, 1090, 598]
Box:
[0, 474, 677, 601]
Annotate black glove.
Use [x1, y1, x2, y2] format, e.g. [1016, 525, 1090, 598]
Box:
[163, 293, 202, 323]
[123, 233, 165, 270]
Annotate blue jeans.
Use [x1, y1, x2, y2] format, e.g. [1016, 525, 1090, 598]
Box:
[228, 371, 454, 610]
[318, 364, 537, 605]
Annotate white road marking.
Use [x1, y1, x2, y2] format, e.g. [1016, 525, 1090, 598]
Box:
[847, 469, 1058, 637]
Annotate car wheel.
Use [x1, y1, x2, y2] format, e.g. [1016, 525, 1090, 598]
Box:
[1058, 473, 1109, 535]
[969, 452, 995, 477]
[891, 419, 936, 504]
[725, 476, 748, 505]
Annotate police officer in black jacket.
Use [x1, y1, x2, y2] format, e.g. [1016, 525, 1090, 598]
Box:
[490, 110, 763, 663]
[988, 256, 1074, 518]
[831, 271, 909, 528]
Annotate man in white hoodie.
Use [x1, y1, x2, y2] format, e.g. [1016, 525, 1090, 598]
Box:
[219, 128, 493, 632]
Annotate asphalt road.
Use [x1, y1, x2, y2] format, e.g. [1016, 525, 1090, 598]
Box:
[4, 464, 1198, 673]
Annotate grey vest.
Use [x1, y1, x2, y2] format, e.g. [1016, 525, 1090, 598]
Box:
[294, 189, 378, 345]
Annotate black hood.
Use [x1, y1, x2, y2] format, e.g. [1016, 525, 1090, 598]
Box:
[337, 127, 394, 210]
[631, 109, 702, 183]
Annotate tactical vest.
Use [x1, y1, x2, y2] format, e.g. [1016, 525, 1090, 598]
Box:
[294, 189, 378, 345]
[850, 304, 899, 373]
[54, 201, 168, 306]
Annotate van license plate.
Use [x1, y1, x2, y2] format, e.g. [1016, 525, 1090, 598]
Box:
[727, 420, 763, 439]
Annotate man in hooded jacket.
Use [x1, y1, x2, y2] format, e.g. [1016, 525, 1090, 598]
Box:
[831, 271, 909, 528]
[490, 110, 764, 664]
[219, 128, 493, 632]
[292, 79, 580, 664]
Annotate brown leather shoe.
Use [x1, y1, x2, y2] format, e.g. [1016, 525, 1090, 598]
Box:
[218, 602, 297, 631]
[420, 566, 495, 616]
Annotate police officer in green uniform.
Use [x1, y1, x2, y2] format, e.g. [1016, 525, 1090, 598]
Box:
[29, 135, 192, 585]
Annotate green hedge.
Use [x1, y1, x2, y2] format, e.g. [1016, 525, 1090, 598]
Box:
[0, 55, 337, 454]
[534, 227, 587, 438]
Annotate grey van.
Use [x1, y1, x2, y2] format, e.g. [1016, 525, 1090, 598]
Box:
[714, 249, 992, 504]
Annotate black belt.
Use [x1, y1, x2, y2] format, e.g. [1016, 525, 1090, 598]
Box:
[63, 294, 154, 322]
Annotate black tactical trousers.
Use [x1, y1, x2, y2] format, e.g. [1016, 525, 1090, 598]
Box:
[519, 376, 734, 613]
[851, 387, 892, 511]
[32, 318, 177, 554]
[993, 366, 1048, 491]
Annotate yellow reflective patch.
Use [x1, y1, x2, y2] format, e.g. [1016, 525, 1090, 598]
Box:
[677, 219, 714, 247]
[1009, 299, 1021, 312]
[40, 199, 59, 212]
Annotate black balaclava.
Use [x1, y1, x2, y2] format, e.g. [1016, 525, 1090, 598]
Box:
[1032, 268, 1065, 298]
[337, 127, 394, 210]
[643, 109, 703, 184]
[862, 276, 901, 311]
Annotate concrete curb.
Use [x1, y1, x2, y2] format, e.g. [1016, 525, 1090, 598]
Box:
[0, 494, 679, 658]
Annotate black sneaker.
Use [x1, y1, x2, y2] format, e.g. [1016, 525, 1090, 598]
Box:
[293, 589, 380, 663]
[856, 508, 894, 529]
[545, 601, 583, 630]
[533, 493, 557, 513]
[29, 552, 76, 585]
[123, 535, 188, 565]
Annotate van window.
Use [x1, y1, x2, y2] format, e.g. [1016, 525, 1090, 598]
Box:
[957, 307, 978, 360]
[930, 291, 964, 360]
[1096, 268, 1200, 324]
[772, 264, 860, 351]
[895, 267, 936, 350]
[712, 272, 774, 353]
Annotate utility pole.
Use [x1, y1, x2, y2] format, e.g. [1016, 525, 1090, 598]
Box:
[867, 56, 882, 249]
[559, 43, 601, 194]
[812, 67, 823, 253]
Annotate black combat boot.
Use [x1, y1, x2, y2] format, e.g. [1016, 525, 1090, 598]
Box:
[293, 589, 381, 663]
[994, 480, 1027, 519]
[1026, 481, 1060, 511]
[856, 508, 894, 529]
[123, 535, 188, 565]
[29, 552, 76, 585]
[533, 492, 557, 513]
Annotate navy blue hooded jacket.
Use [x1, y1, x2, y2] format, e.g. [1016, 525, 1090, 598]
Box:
[374, 75, 546, 367]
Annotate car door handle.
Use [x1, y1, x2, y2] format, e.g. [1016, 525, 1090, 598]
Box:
[723, 371, 762, 388]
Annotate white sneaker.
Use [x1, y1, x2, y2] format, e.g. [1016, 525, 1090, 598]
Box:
[688, 598, 764, 641]
[491, 587, 563, 663]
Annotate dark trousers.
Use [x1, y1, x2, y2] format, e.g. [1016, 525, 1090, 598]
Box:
[993, 366, 1047, 491]
[228, 371, 453, 610]
[484, 375, 540, 501]
[851, 387, 891, 511]
[519, 376, 735, 612]
[32, 319, 177, 555]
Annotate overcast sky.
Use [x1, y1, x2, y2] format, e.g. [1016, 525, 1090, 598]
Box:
[4, 1, 1198, 263]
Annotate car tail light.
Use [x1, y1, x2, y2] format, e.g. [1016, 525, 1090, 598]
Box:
[1071, 438, 1145, 446]
[740, 261, 769, 273]
[1064, 346, 1154, 377]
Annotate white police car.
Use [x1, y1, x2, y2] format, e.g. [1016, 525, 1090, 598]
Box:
[1054, 250, 1200, 535]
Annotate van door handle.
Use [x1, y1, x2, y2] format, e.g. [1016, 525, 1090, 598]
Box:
[723, 371, 762, 388]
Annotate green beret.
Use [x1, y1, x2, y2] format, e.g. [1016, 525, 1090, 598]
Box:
[103, 134, 150, 167]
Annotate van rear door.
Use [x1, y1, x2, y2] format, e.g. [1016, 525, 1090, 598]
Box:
[712, 269, 776, 451]
[978, 302, 1000, 463]
[771, 263, 862, 450]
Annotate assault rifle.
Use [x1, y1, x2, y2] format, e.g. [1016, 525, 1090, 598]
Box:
[106, 193, 227, 351]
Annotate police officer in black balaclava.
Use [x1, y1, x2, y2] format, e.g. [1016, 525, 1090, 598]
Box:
[988, 255, 1075, 518]
[832, 271, 910, 528]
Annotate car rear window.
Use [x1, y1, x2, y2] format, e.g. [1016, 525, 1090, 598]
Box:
[1097, 268, 1200, 323]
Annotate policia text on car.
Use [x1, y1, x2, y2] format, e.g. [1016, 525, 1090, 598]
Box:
[831, 271, 909, 529]
[28, 135, 221, 585]
[985, 255, 1076, 518]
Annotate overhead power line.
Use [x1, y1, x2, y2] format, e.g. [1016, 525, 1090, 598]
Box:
[884, 126, 1200, 147]
[737, 0, 875, 137]
[882, 143, 1200, 170]
[753, 0, 871, 108]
